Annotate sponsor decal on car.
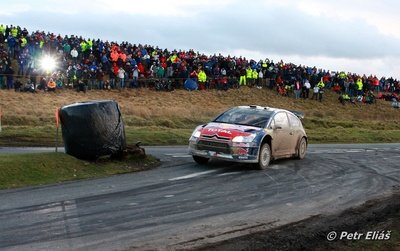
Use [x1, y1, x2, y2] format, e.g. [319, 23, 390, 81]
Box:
[201, 124, 254, 139]
[205, 128, 233, 135]
[233, 147, 249, 155]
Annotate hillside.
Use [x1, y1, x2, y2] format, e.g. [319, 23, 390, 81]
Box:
[0, 86, 399, 146]
[1, 25, 400, 146]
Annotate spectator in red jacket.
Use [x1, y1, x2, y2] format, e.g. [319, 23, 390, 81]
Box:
[137, 62, 145, 77]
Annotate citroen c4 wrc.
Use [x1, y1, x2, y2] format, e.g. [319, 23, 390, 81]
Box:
[188, 105, 307, 169]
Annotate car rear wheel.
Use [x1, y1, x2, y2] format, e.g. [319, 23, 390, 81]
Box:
[258, 143, 271, 170]
[297, 137, 307, 159]
[193, 155, 209, 165]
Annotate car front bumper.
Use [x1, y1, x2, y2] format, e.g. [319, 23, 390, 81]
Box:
[189, 140, 259, 163]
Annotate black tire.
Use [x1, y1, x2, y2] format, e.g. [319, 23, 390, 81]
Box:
[258, 143, 271, 170]
[193, 155, 209, 165]
[297, 137, 307, 159]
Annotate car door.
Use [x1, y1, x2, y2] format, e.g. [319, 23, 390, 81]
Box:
[270, 112, 292, 156]
[287, 112, 303, 155]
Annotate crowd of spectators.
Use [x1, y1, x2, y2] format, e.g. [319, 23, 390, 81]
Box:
[0, 24, 399, 106]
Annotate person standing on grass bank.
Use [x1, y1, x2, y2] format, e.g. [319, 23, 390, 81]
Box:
[317, 78, 325, 102]
[117, 67, 126, 89]
[198, 67, 207, 90]
[5, 66, 14, 89]
[131, 65, 139, 88]
[356, 77, 363, 96]
[293, 80, 302, 99]
[302, 78, 311, 99]
[96, 69, 104, 90]
[311, 83, 319, 100]
[239, 67, 246, 86]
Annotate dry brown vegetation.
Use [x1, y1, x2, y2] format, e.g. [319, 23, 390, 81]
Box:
[0, 87, 399, 146]
[1, 87, 398, 124]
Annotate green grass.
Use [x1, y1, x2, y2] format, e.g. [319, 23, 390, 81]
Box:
[303, 117, 400, 143]
[1, 121, 400, 147]
[0, 126, 58, 146]
[0, 126, 194, 146]
[308, 128, 400, 143]
[0, 152, 160, 189]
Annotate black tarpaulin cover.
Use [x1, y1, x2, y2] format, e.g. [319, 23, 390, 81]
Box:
[60, 100, 126, 160]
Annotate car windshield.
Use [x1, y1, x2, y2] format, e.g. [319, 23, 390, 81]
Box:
[213, 107, 273, 128]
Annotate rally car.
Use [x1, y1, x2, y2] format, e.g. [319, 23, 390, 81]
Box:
[188, 105, 307, 169]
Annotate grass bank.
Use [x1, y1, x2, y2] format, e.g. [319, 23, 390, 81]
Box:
[0, 152, 159, 189]
[0, 88, 399, 146]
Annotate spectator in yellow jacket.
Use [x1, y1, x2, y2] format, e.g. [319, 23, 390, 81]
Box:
[198, 68, 207, 90]
[317, 79, 325, 102]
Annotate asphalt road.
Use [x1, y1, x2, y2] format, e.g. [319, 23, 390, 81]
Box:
[0, 144, 399, 250]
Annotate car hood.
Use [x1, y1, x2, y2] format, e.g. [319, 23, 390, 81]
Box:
[199, 122, 262, 140]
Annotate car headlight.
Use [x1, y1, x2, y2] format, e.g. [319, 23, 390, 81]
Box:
[232, 134, 256, 143]
[192, 130, 201, 138]
[190, 127, 202, 139]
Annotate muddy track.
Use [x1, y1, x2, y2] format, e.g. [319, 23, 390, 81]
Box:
[188, 192, 400, 251]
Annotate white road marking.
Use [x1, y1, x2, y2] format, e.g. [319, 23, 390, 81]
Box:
[307, 148, 400, 154]
[346, 149, 364, 153]
[62, 200, 81, 233]
[164, 153, 192, 158]
[168, 170, 219, 181]
[263, 172, 279, 184]
[268, 164, 287, 170]
[164, 195, 175, 198]
[173, 154, 192, 158]
[217, 171, 242, 177]
[383, 156, 400, 160]
[308, 149, 380, 154]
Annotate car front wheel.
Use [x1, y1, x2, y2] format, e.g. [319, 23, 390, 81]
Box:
[193, 155, 209, 165]
[258, 143, 271, 170]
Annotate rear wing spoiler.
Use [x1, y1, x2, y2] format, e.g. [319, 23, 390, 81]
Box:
[289, 110, 305, 119]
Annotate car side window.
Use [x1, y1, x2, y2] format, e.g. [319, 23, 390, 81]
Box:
[273, 112, 289, 129]
[288, 113, 301, 128]
[269, 119, 275, 129]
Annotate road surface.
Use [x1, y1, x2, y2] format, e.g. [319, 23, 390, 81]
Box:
[0, 144, 399, 250]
